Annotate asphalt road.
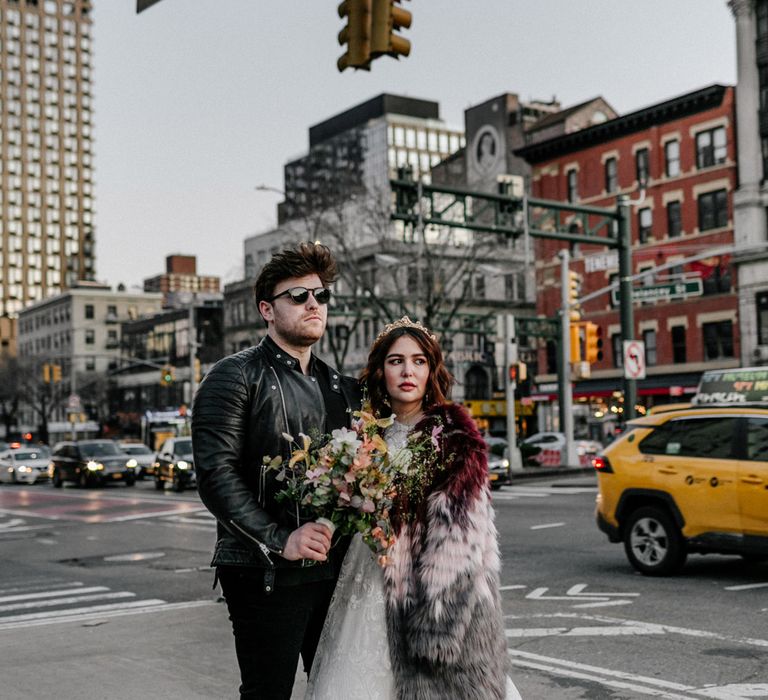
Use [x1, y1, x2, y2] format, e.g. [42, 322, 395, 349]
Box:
[1, 475, 766, 699]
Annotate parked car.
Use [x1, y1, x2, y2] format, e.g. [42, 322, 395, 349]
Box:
[50, 440, 136, 488]
[117, 441, 156, 479]
[520, 432, 602, 466]
[595, 405, 768, 575]
[154, 437, 195, 492]
[485, 437, 511, 489]
[0, 446, 52, 484]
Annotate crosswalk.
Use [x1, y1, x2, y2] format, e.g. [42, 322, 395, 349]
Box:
[492, 484, 597, 500]
[0, 577, 212, 630]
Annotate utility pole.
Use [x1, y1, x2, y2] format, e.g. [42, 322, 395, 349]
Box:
[188, 304, 199, 407]
[617, 195, 637, 420]
[559, 249, 576, 467]
[503, 313, 522, 474]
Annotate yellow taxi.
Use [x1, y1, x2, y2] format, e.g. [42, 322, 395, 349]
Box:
[595, 405, 768, 575]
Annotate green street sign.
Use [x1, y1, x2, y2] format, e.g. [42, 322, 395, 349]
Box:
[611, 278, 703, 305]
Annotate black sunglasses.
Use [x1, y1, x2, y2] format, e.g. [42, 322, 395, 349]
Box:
[267, 286, 332, 305]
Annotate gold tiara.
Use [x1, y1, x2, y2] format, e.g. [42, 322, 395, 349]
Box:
[374, 316, 436, 344]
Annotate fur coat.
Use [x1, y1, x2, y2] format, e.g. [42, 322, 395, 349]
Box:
[383, 402, 509, 700]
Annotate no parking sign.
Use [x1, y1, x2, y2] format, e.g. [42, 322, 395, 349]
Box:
[623, 340, 646, 380]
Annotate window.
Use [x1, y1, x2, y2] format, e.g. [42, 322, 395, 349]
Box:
[697, 189, 728, 231]
[640, 417, 736, 459]
[611, 333, 623, 368]
[638, 208, 652, 243]
[664, 140, 680, 177]
[85, 356, 95, 370]
[696, 127, 727, 169]
[566, 169, 578, 203]
[758, 291, 768, 345]
[604, 157, 617, 193]
[759, 0, 768, 38]
[85, 329, 95, 345]
[84, 304, 94, 319]
[702, 320, 734, 360]
[671, 325, 686, 364]
[635, 148, 649, 186]
[746, 417, 768, 461]
[642, 329, 657, 366]
[474, 274, 485, 299]
[667, 201, 682, 237]
[107, 304, 117, 317]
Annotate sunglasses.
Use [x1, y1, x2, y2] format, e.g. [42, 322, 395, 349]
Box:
[267, 286, 332, 305]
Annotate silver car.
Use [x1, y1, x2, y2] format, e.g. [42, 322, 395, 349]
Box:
[0, 447, 52, 484]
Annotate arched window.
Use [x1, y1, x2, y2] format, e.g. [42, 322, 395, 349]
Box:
[464, 365, 490, 400]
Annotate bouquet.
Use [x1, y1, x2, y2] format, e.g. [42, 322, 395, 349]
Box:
[264, 407, 401, 565]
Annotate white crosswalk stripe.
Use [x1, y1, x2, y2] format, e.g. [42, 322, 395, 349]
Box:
[0, 577, 168, 630]
[493, 484, 597, 500]
[157, 509, 217, 531]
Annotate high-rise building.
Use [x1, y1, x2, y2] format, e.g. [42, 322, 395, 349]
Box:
[0, 0, 95, 353]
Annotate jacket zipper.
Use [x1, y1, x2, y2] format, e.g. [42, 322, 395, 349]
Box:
[228, 519, 274, 565]
[268, 365, 300, 527]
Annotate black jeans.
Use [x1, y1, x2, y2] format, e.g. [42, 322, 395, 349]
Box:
[218, 566, 337, 700]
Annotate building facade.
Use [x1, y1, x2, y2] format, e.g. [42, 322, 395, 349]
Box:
[730, 0, 768, 364]
[517, 84, 739, 425]
[143, 254, 220, 308]
[16, 283, 163, 440]
[1, 0, 95, 352]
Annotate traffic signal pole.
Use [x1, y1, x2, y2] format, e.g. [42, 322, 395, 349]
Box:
[559, 249, 576, 467]
[617, 195, 637, 420]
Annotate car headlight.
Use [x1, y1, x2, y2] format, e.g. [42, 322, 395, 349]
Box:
[86, 460, 104, 471]
[501, 459, 510, 468]
[17, 466, 31, 473]
[176, 460, 189, 470]
[6, 467, 13, 474]
[126, 459, 138, 468]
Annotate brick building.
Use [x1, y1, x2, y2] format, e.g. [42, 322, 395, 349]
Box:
[143, 254, 220, 307]
[517, 84, 739, 424]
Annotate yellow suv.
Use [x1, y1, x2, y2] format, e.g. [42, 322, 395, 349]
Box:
[595, 406, 768, 575]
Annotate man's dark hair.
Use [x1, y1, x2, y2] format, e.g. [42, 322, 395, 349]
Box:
[253, 242, 337, 312]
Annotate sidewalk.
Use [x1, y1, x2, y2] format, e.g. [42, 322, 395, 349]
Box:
[2, 599, 310, 699]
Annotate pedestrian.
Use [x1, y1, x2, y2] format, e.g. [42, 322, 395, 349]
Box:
[306, 317, 520, 699]
[192, 242, 362, 700]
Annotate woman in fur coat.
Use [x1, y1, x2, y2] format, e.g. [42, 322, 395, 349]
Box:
[306, 317, 519, 700]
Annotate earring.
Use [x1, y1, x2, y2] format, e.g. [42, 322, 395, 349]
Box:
[382, 396, 391, 407]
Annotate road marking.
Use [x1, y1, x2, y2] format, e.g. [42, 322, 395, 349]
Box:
[0, 586, 109, 604]
[0, 580, 83, 596]
[694, 685, 768, 699]
[507, 649, 702, 699]
[724, 582, 768, 591]
[0, 591, 135, 613]
[0, 598, 168, 624]
[0, 599, 217, 631]
[525, 583, 639, 607]
[500, 585, 527, 591]
[530, 522, 565, 530]
[106, 508, 210, 523]
[507, 624, 663, 637]
[0, 517, 25, 528]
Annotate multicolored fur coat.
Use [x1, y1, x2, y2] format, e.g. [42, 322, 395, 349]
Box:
[383, 402, 509, 700]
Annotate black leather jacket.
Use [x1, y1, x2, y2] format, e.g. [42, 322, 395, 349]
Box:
[192, 336, 361, 579]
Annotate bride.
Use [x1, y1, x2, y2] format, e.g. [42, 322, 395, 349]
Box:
[306, 318, 521, 700]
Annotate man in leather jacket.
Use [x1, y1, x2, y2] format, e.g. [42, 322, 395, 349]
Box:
[192, 243, 362, 699]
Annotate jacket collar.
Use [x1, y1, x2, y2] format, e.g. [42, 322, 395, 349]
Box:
[260, 335, 315, 375]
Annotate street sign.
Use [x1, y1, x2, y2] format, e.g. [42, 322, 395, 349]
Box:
[623, 340, 646, 380]
[611, 278, 703, 305]
[66, 394, 81, 411]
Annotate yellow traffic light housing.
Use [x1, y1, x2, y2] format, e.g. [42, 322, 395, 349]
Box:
[194, 358, 202, 383]
[337, 0, 372, 72]
[569, 322, 582, 363]
[160, 366, 175, 386]
[51, 364, 62, 383]
[370, 0, 412, 59]
[567, 270, 582, 321]
[42, 363, 51, 384]
[585, 322, 604, 364]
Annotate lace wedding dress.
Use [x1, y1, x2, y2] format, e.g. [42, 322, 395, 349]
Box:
[305, 421, 522, 700]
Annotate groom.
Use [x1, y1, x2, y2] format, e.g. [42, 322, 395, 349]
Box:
[192, 242, 361, 699]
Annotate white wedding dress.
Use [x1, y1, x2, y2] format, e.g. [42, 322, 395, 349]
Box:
[305, 421, 522, 700]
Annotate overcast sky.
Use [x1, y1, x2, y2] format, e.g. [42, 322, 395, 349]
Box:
[92, 1, 736, 290]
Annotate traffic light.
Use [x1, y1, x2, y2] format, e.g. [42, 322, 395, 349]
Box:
[337, 0, 372, 72]
[567, 270, 582, 321]
[585, 322, 604, 363]
[160, 366, 175, 386]
[370, 0, 412, 59]
[42, 363, 51, 384]
[569, 322, 582, 363]
[51, 364, 62, 383]
[194, 357, 202, 383]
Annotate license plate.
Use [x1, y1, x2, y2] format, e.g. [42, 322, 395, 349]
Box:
[489, 473, 499, 481]
[112, 473, 122, 479]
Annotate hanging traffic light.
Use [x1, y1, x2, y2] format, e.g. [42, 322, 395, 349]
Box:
[585, 322, 604, 364]
[194, 357, 202, 383]
[42, 363, 51, 384]
[160, 366, 175, 386]
[51, 364, 62, 383]
[337, 0, 372, 72]
[567, 270, 582, 321]
[370, 0, 412, 59]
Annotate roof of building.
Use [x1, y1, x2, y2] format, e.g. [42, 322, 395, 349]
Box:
[516, 84, 730, 163]
[309, 93, 440, 146]
[525, 96, 606, 133]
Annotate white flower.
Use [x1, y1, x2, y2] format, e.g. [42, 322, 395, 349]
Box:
[389, 446, 413, 474]
[330, 427, 362, 454]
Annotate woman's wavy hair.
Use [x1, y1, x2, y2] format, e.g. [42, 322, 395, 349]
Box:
[360, 326, 453, 417]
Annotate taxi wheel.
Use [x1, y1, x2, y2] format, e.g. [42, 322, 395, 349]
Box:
[623, 506, 687, 576]
[78, 471, 90, 489]
[154, 473, 164, 490]
[52, 470, 63, 488]
[172, 471, 184, 493]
